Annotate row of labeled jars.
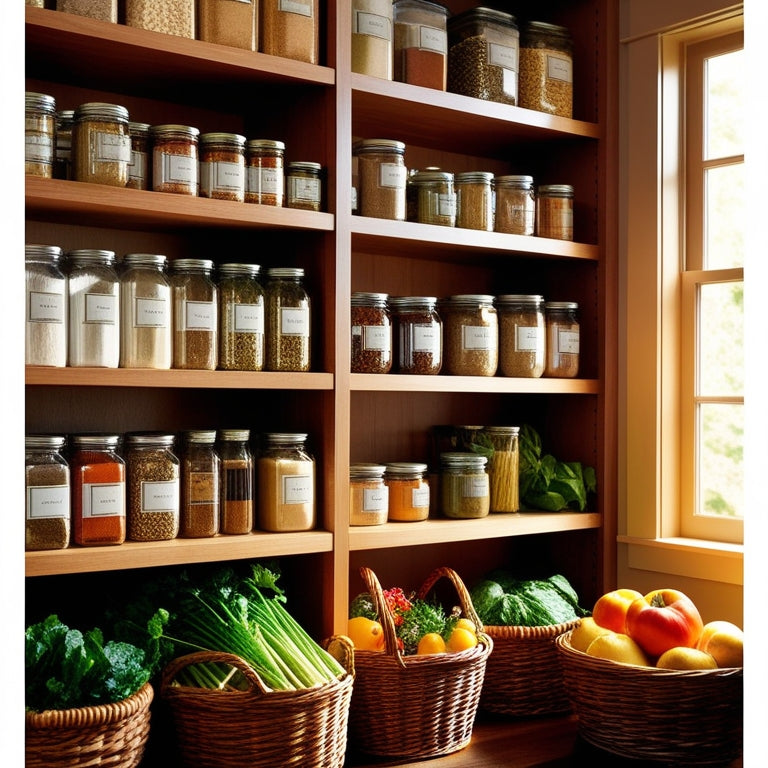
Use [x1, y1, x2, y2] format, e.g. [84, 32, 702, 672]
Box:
[353, 2, 573, 118]
[25, 246, 312, 371]
[24, 430, 316, 551]
[30, 1, 319, 62]
[351, 293, 580, 378]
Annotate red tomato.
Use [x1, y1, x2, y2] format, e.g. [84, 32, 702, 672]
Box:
[625, 589, 703, 658]
[592, 588, 644, 633]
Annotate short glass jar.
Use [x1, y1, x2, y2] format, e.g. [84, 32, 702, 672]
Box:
[25, 92, 56, 179]
[536, 184, 574, 240]
[352, 0, 393, 80]
[439, 452, 490, 519]
[57, 0, 117, 23]
[385, 462, 429, 521]
[218, 262, 265, 371]
[199, 0, 258, 50]
[125, 0, 195, 38]
[496, 293, 545, 378]
[257, 433, 316, 532]
[441, 294, 498, 377]
[455, 171, 494, 231]
[519, 21, 574, 118]
[349, 463, 388, 526]
[199, 132, 246, 202]
[54, 109, 74, 181]
[285, 161, 322, 211]
[393, 0, 449, 90]
[180, 430, 220, 538]
[246, 140, 285, 206]
[218, 429, 254, 535]
[544, 301, 580, 377]
[25, 244, 67, 368]
[495, 175, 535, 235]
[72, 102, 131, 187]
[170, 258, 218, 370]
[67, 248, 120, 368]
[265, 267, 311, 372]
[25, 435, 70, 551]
[261, 0, 319, 64]
[408, 169, 456, 226]
[351, 291, 392, 374]
[127, 122, 150, 190]
[151, 124, 199, 196]
[355, 139, 407, 221]
[389, 295, 442, 375]
[480, 426, 520, 513]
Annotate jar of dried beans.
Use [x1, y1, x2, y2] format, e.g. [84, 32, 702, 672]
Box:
[218, 262, 265, 370]
[455, 171, 494, 231]
[170, 258, 218, 370]
[217, 429, 254, 535]
[351, 291, 392, 374]
[199, 0, 258, 50]
[125, 433, 180, 542]
[519, 21, 573, 118]
[480, 426, 520, 513]
[440, 452, 489, 519]
[496, 293, 545, 378]
[245, 140, 285, 206]
[536, 184, 574, 240]
[389, 295, 442, 374]
[349, 463, 388, 526]
[199, 132, 246, 202]
[408, 169, 456, 226]
[25, 244, 67, 368]
[25, 92, 56, 179]
[385, 462, 429, 521]
[261, 0, 319, 64]
[355, 139, 407, 221]
[352, 0, 393, 80]
[257, 433, 315, 531]
[285, 161, 323, 211]
[125, 0, 195, 38]
[54, 109, 74, 181]
[73, 102, 131, 187]
[70, 434, 126, 546]
[441, 294, 498, 377]
[180, 430, 220, 538]
[127, 122, 150, 190]
[25, 435, 70, 551]
[544, 300, 580, 377]
[265, 267, 311, 372]
[151, 124, 199, 196]
[393, 0, 449, 90]
[495, 175, 535, 235]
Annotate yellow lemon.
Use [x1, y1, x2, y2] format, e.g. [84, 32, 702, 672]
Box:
[696, 620, 744, 667]
[586, 632, 649, 666]
[656, 646, 718, 670]
[569, 617, 613, 653]
[447, 626, 478, 653]
[417, 632, 447, 655]
[347, 616, 385, 651]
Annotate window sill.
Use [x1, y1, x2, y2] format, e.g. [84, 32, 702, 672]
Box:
[616, 535, 743, 586]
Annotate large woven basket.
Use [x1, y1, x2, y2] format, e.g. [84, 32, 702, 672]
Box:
[25, 681, 153, 768]
[160, 643, 354, 768]
[480, 618, 579, 716]
[555, 630, 743, 765]
[348, 566, 493, 760]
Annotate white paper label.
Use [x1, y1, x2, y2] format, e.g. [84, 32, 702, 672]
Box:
[363, 486, 389, 512]
[94, 131, 131, 163]
[82, 482, 125, 518]
[362, 325, 390, 351]
[141, 479, 179, 513]
[557, 329, 580, 354]
[29, 291, 64, 323]
[354, 11, 391, 40]
[282, 472, 313, 504]
[280, 306, 309, 336]
[412, 324, 439, 353]
[379, 162, 407, 189]
[27, 485, 70, 519]
[135, 297, 168, 328]
[233, 303, 264, 333]
[183, 300, 216, 331]
[547, 53, 573, 83]
[462, 324, 494, 351]
[84, 292, 117, 325]
[515, 325, 544, 352]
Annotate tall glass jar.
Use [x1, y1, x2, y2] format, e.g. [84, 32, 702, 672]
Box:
[519, 21, 573, 118]
[495, 175, 535, 235]
[199, 0, 258, 50]
[218, 263, 265, 371]
[439, 452, 489, 518]
[54, 109, 74, 181]
[199, 132, 246, 202]
[455, 171, 494, 231]
[180, 429, 220, 538]
[389, 295, 442, 375]
[127, 122, 150, 190]
[72, 102, 131, 187]
[349, 463, 388, 526]
[352, 0, 393, 80]
[119, 253, 172, 369]
[285, 161, 322, 211]
[245, 140, 285, 206]
[26, 244, 67, 368]
[257, 433, 316, 531]
[67, 249, 120, 368]
[151, 124, 199, 196]
[385, 462, 429, 521]
[536, 184, 574, 240]
[408, 169, 456, 226]
[544, 301, 580, 377]
[25, 92, 56, 178]
[57, 0, 117, 23]
[25, 435, 70, 551]
[265, 267, 311, 372]
[70, 434, 126, 546]
[354, 139, 407, 220]
[125, 0, 195, 38]
[261, 0, 319, 64]
[124, 433, 180, 542]
[441, 294, 498, 376]
[393, 0, 449, 90]
[480, 426, 520, 513]
[496, 294, 545, 378]
[351, 292, 392, 374]
[170, 258, 218, 370]
[218, 429, 254, 534]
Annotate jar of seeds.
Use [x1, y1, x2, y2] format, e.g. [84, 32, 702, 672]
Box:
[54, 109, 74, 181]
[180, 430, 220, 538]
[441, 294, 498, 376]
[544, 300, 580, 377]
[385, 462, 429, 521]
[25, 92, 56, 179]
[25, 435, 70, 551]
[261, 0, 319, 64]
[127, 122, 150, 190]
[496, 293, 545, 378]
[245, 140, 285, 206]
[125, 0, 195, 38]
[389, 295, 442, 374]
[355, 139, 407, 220]
[56, 0, 117, 23]
[440, 452, 489, 519]
[25, 244, 67, 368]
[408, 169, 456, 226]
[151, 124, 199, 196]
[519, 21, 573, 118]
[170, 258, 218, 370]
[265, 267, 311, 372]
[72, 102, 131, 187]
[349, 463, 388, 526]
[218, 263, 265, 371]
[351, 292, 392, 374]
[495, 175, 535, 235]
[393, 0, 449, 90]
[199, 0, 258, 50]
[536, 184, 574, 240]
[125, 433, 180, 541]
[352, 0, 393, 80]
[218, 429, 254, 535]
[455, 171, 494, 231]
[480, 426, 519, 513]
[199, 132, 246, 202]
[285, 161, 322, 211]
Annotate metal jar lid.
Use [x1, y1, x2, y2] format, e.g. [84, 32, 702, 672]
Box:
[71, 434, 121, 450]
[170, 258, 215, 274]
[354, 139, 406, 155]
[128, 122, 151, 135]
[351, 291, 389, 306]
[350, 463, 387, 480]
[150, 124, 200, 139]
[74, 102, 129, 124]
[384, 461, 428, 476]
[544, 301, 579, 311]
[409, 169, 454, 185]
[218, 429, 250, 442]
[25, 435, 66, 450]
[455, 171, 495, 184]
[538, 184, 574, 197]
[495, 294, 544, 307]
[200, 132, 247, 148]
[66, 249, 117, 267]
[439, 451, 488, 469]
[286, 161, 322, 173]
[125, 432, 176, 448]
[262, 432, 309, 446]
[482, 426, 520, 436]
[184, 429, 217, 444]
[266, 267, 304, 279]
[445, 294, 495, 307]
[25, 244, 63, 262]
[219, 263, 261, 278]
[496, 175, 534, 188]
[389, 296, 438, 311]
[122, 253, 167, 269]
[26, 92, 56, 113]
[247, 139, 286, 152]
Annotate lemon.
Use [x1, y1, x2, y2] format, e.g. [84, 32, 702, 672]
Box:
[347, 616, 385, 651]
[586, 632, 649, 666]
[569, 617, 613, 652]
[447, 627, 478, 653]
[417, 632, 447, 655]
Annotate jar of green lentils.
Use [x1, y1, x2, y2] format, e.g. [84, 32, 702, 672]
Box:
[408, 169, 456, 226]
[265, 267, 311, 372]
[218, 263, 265, 371]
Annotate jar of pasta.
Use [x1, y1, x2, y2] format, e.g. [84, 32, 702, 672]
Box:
[286, 161, 323, 211]
[25, 92, 56, 179]
[25, 435, 70, 551]
[217, 429, 254, 535]
[441, 294, 498, 376]
[389, 295, 442, 375]
[355, 139, 407, 220]
[352, 0, 393, 80]
[265, 267, 311, 372]
[351, 292, 392, 374]
[385, 462, 429, 521]
[349, 463, 388, 526]
[408, 169, 456, 226]
[246, 140, 285, 206]
[495, 175, 535, 235]
[72, 102, 131, 187]
[170, 258, 218, 370]
[199, 132, 246, 202]
[455, 171, 494, 231]
[439, 452, 489, 519]
[218, 263, 265, 371]
[261, 0, 319, 64]
[480, 426, 519, 513]
[180, 430, 220, 538]
[393, 0, 449, 90]
[25, 244, 67, 368]
[544, 301, 580, 377]
[519, 21, 573, 118]
[496, 293, 545, 378]
[536, 184, 574, 240]
[151, 124, 199, 196]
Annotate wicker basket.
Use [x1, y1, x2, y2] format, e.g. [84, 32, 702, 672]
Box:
[348, 566, 493, 760]
[480, 618, 579, 716]
[160, 643, 354, 768]
[25, 682, 153, 768]
[555, 630, 743, 765]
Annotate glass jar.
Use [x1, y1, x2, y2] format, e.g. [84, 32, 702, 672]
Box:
[67, 249, 120, 368]
[72, 102, 131, 186]
[124, 433, 180, 541]
[25, 435, 70, 551]
[257, 433, 316, 531]
[496, 294, 545, 378]
[441, 294, 498, 376]
[57, 0, 117, 23]
[495, 175, 535, 235]
[455, 171, 494, 231]
[25, 92, 56, 179]
[285, 161, 322, 211]
[54, 109, 74, 181]
[408, 169, 456, 226]
[389, 295, 442, 375]
[199, 0, 258, 50]
[544, 301, 580, 377]
[349, 463, 388, 526]
[180, 430, 220, 538]
[351, 291, 392, 374]
[355, 139, 407, 220]
[218, 429, 254, 535]
[447, 7, 519, 105]
[170, 258, 218, 370]
[126, 0, 195, 38]
[265, 267, 311, 372]
[385, 462, 429, 521]
[519, 21, 574, 118]
[261, 0, 319, 64]
[393, 0, 449, 90]
[70, 434, 126, 546]
[127, 122, 150, 190]
[439, 452, 489, 518]
[536, 184, 574, 240]
[218, 263, 265, 370]
[199, 132, 246, 202]
[119, 253, 172, 369]
[480, 426, 520, 513]
[352, 0, 393, 80]
[151, 124, 199, 196]
[25, 244, 67, 368]
[245, 140, 285, 206]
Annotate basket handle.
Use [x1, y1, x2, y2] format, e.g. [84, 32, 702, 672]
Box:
[417, 566, 483, 632]
[161, 650, 271, 697]
[358, 566, 408, 667]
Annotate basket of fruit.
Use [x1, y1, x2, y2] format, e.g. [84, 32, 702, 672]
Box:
[346, 566, 492, 760]
[555, 587, 743, 766]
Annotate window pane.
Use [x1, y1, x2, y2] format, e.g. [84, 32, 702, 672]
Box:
[699, 281, 743, 395]
[697, 402, 743, 519]
[705, 49, 743, 159]
[705, 163, 744, 269]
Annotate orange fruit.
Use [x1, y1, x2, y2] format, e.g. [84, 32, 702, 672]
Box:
[454, 618, 477, 634]
[696, 620, 743, 667]
[656, 646, 717, 670]
[417, 632, 447, 655]
[585, 632, 649, 666]
[569, 617, 613, 652]
[347, 616, 385, 651]
[447, 626, 478, 652]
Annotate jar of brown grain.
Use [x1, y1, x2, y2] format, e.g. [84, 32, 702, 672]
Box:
[180, 429, 220, 538]
[170, 258, 218, 370]
[544, 300, 580, 377]
[408, 169, 456, 226]
[441, 294, 498, 376]
[389, 295, 442, 375]
[496, 293, 545, 378]
[246, 140, 285, 206]
[351, 292, 392, 373]
[519, 21, 573, 118]
[264, 267, 311, 372]
[455, 171, 494, 231]
[72, 102, 131, 187]
[261, 0, 319, 64]
[217, 429, 254, 534]
[25, 435, 70, 551]
[25, 92, 56, 179]
[495, 175, 535, 235]
[151, 124, 199, 196]
[199, 0, 258, 50]
[355, 139, 407, 220]
[199, 132, 246, 202]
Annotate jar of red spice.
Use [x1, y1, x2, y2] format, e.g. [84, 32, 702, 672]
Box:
[245, 140, 285, 206]
[393, 0, 449, 90]
[70, 434, 126, 546]
[351, 291, 392, 373]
